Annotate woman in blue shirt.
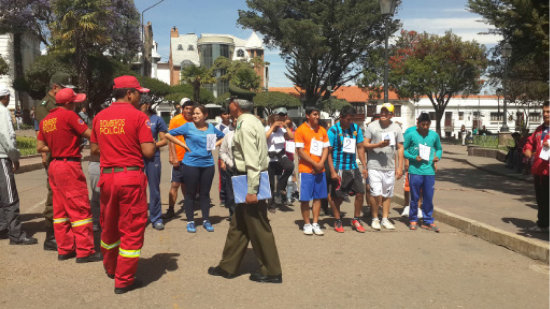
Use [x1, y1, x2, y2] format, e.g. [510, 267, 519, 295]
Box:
[165, 104, 224, 233]
[140, 97, 168, 231]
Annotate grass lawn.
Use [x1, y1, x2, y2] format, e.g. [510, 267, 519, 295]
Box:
[16, 136, 37, 157]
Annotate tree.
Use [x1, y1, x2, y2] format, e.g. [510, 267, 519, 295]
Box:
[238, 0, 399, 106]
[254, 91, 301, 114]
[180, 64, 216, 102]
[319, 97, 350, 118]
[362, 31, 487, 136]
[212, 56, 262, 91]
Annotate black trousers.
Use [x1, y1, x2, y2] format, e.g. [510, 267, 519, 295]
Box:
[268, 157, 294, 194]
[182, 164, 215, 222]
[534, 175, 549, 228]
[0, 158, 25, 241]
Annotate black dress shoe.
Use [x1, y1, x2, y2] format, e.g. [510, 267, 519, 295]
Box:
[58, 251, 77, 261]
[114, 279, 142, 294]
[163, 207, 175, 219]
[43, 237, 57, 251]
[249, 272, 282, 283]
[76, 252, 103, 263]
[207, 266, 237, 279]
[10, 236, 38, 245]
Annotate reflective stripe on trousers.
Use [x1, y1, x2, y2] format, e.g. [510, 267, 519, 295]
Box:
[71, 217, 92, 227]
[101, 240, 121, 250]
[53, 217, 69, 224]
[119, 248, 141, 258]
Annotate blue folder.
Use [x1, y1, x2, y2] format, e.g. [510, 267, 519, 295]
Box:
[231, 171, 272, 204]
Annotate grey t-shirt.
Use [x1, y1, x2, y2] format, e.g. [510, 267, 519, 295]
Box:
[365, 120, 404, 171]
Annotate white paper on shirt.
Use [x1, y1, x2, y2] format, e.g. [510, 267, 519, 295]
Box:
[206, 134, 216, 151]
[418, 144, 431, 161]
[540, 147, 550, 161]
[382, 132, 396, 146]
[310, 138, 323, 157]
[272, 135, 286, 144]
[285, 141, 296, 153]
[343, 137, 356, 154]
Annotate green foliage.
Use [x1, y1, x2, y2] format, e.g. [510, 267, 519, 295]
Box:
[138, 77, 171, 96]
[165, 83, 214, 104]
[16, 136, 37, 157]
[254, 91, 301, 113]
[238, 0, 400, 106]
[212, 57, 261, 91]
[0, 56, 8, 75]
[319, 97, 350, 117]
[180, 64, 216, 102]
[214, 92, 231, 105]
[18, 53, 73, 99]
[229, 83, 256, 101]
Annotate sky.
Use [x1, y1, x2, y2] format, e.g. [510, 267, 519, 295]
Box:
[134, 0, 501, 88]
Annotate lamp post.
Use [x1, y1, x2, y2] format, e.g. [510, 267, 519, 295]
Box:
[141, 0, 165, 76]
[379, 0, 396, 103]
[500, 42, 512, 132]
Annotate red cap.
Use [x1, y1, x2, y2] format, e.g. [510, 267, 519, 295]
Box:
[113, 75, 150, 93]
[55, 88, 86, 104]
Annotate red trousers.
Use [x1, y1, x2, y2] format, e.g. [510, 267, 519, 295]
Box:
[49, 160, 94, 257]
[98, 169, 148, 288]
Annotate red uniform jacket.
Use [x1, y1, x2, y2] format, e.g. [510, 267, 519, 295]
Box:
[523, 124, 550, 176]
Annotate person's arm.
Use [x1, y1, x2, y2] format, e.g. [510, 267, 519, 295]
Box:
[284, 125, 294, 140]
[164, 133, 190, 152]
[265, 122, 284, 139]
[156, 132, 167, 148]
[140, 142, 156, 159]
[91, 142, 100, 156]
[81, 128, 92, 139]
[357, 144, 367, 179]
[433, 133, 443, 161]
[395, 142, 404, 179]
[403, 134, 417, 160]
[36, 139, 50, 153]
[523, 131, 536, 158]
[214, 127, 225, 147]
[219, 135, 232, 168]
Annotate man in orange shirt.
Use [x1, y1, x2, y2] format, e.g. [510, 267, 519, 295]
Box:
[294, 106, 330, 236]
[164, 98, 194, 219]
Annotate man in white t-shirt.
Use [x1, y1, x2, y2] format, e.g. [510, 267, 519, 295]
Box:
[265, 107, 294, 206]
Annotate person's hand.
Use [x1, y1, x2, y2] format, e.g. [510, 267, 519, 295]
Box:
[220, 161, 227, 171]
[273, 121, 284, 129]
[361, 167, 368, 179]
[41, 153, 48, 167]
[379, 140, 390, 148]
[245, 193, 258, 204]
[169, 157, 180, 167]
[544, 140, 549, 148]
[434, 162, 438, 173]
[416, 156, 422, 162]
[330, 170, 339, 181]
[12, 161, 19, 172]
[433, 156, 440, 163]
[395, 168, 403, 180]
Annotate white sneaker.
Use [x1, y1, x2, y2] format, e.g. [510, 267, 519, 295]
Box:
[303, 223, 313, 235]
[371, 218, 381, 230]
[312, 223, 324, 236]
[381, 218, 395, 230]
[401, 206, 410, 217]
[417, 209, 423, 219]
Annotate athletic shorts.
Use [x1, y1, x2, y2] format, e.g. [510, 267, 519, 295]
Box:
[171, 165, 185, 184]
[368, 169, 396, 198]
[330, 168, 365, 198]
[299, 172, 328, 202]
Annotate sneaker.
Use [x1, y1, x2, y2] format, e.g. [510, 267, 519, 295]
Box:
[303, 223, 313, 235]
[420, 223, 440, 233]
[400, 206, 410, 217]
[203, 220, 214, 232]
[187, 222, 196, 233]
[152, 222, 165, 231]
[371, 218, 381, 231]
[312, 223, 324, 236]
[381, 218, 395, 230]
[352, 219, 366, 233]
[526, 225, 549, 233]
[333, 220, 344, 233]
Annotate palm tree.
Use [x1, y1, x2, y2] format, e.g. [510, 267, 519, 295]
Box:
[180, 64, 215, 102]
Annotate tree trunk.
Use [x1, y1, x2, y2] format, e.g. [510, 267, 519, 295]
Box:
[193, 81, 200, 102]
[435, 109, 443, 137]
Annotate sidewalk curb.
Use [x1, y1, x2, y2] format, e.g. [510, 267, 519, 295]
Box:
[392, 194, 549, 263]
[15, 156, 91, 174]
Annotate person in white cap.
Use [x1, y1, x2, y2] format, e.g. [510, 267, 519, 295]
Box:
[364, 103, 404, 230]
[0, 88, 38, 245]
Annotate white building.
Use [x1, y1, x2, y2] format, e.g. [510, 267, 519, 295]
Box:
[414, 95, 544, 136]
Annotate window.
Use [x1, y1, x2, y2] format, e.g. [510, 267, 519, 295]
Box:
[490, 112, 503, 122]
[187, 45, 194, 51]
[220, 44, 230, 58]
[393, 104, 401, 117]
[177, 44, 183, 50]
[459, 112, 464, 120]
[237, 49, 245, 57]
[429, 112, 436, 120]
[366, 105, 377, 117]
[352, 103, 365, 115]
[529, 112, 541, 123]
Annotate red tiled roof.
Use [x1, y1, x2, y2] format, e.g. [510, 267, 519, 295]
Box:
[268, 86, 401, 103]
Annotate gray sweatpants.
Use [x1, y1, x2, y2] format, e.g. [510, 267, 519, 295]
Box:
[88, 161, 101, 226]
[0, 158, 25, 241]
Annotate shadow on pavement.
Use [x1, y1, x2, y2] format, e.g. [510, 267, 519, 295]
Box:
[237, 248, 261, 275]
[21, 217, 48, 237]
[136, 253, 180, 288]
[501, 217, 550, 241]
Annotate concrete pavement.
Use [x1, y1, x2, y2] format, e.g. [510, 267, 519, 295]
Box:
[0, 148, 548, 308]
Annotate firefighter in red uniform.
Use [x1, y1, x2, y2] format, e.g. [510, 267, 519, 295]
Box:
[36, 88, 102, 262]
[90, 75, 155, 294]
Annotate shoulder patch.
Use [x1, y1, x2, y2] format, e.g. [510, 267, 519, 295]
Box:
[41, 101, 47, 106]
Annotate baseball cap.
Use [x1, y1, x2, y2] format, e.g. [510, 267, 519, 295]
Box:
[0, 88, 10, 97]
[273, 107, 288, 115]
[179, 97, 191, 106]
[380, 103, 394, 113]
[50, 72, 76, 89]
[113, 75, 150, 93]
[55, 88, 86, 104]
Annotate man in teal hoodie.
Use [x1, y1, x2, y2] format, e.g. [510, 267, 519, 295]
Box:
[403, 113, 443, 232]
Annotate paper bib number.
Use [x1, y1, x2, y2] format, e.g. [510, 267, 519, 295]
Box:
[343, 137, 356, 154]
[206, 134, 216, 151]
[285, 141, 296, 153]
[310, 138, 323, 157]
[382, 132, 396, 146]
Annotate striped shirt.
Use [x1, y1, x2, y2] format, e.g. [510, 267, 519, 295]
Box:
[328, 122, 364, 171]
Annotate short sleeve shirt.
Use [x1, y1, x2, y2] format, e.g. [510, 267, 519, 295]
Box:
[149, 114, 168, 157]
[365, 120, 404, 171]
[327, 122, 364, 171]
[168, 114, 188, 161]
[294, 122, 329, 174]
[90, 102, 154, 168]
[265, 125, 287, 161]
[37, 107, 88, 158]
[169, 122, 224, 167]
